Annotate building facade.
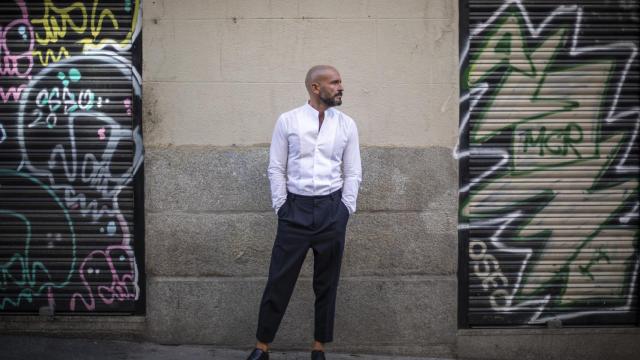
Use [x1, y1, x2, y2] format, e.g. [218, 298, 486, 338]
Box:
[1, 1, 638, 359]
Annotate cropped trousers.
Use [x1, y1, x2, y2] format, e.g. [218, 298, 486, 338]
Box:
[256, 189, 350, 343]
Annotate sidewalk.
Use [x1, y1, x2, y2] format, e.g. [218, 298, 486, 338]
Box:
[0, 335, 452, 360]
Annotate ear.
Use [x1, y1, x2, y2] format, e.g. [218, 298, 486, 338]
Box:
[311, 82, 321, 95]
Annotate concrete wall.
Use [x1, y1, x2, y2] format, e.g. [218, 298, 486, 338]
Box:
[142, 0, 459, 357]
[138, 1, 640, 359]
[143, 0, 458, 147]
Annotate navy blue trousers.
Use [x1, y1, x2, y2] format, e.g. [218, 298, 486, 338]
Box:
[256, 190, 349, 343]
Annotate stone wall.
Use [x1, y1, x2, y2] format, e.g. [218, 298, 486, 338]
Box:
[143, 0, 459, 357]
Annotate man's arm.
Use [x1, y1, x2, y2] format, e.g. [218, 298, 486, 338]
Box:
[267, 116, 288, 213]
[341, 121, 362, 214]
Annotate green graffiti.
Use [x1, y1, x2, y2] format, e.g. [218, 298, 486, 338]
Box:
[68, 68, 81, 82]
[463, 8, 638, 317]
[0, 169, 76, 310]
[521, 123, 584, 157]
[578, 247, 611, 281]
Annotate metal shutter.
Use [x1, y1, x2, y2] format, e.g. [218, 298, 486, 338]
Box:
[1, 0, 143, 313]
[459, 0, 639, 326]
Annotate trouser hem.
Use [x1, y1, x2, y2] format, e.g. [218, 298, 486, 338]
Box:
[314, 337, 334, 343]
[256, 333, 274, 344]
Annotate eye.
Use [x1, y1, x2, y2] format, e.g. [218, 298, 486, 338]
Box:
[4, 23, 31, 54]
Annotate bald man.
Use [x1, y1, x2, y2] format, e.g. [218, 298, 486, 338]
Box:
[246, 66, 362, 360]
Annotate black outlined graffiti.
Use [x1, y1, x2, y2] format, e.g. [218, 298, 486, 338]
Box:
[1, 0, 142, 313]
[458, 0, 639, 325]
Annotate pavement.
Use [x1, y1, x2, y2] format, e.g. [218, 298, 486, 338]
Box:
[0, 335, 453, 360]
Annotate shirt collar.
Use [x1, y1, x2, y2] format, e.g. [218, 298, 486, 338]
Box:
[304, 102, 333, 118]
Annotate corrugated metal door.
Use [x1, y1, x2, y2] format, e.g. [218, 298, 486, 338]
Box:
[459, 0, 639, 326]
[1, 0, 143, 313]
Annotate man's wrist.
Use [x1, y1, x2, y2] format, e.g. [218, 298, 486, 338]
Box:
[341, 199, 355, 215]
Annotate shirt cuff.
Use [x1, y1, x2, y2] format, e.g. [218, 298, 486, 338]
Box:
[341, 199, 355, 215]
[274, 198, 287, 214]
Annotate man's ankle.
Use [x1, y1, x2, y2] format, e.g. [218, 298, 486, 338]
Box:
[256, 341, 269, 351]
[312, 340, 324, 352]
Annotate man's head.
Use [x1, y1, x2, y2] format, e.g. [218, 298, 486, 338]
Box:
[305, 65, 343, 108]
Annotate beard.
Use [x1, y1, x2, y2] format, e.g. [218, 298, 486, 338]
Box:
[319, 91, 342, 107]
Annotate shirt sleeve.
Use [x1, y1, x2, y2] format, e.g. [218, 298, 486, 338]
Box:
[267, 115, 288, 213]
[341, 120, 362, 214]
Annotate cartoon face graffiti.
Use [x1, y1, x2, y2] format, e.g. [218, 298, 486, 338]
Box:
[71, 244, 138, 311]
[0, 0, 34, 103]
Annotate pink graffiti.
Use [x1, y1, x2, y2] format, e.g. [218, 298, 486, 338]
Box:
[123, 98, 131, 115]
[0, 0, 34, 84]
[70, 245, 138, 311]
[0, 84, 26, 103]
[97, 127, 106, 140]
[69, 207, 138, 311]
[47, 286, 55, 309]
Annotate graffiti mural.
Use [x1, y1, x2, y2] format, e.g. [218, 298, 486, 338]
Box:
[1, 0, 142, 313]
[458, 0, 639, 325]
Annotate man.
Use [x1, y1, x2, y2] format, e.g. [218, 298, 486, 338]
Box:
[246, 65, 362, 360]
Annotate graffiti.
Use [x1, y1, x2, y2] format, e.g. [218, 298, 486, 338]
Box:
[520, 123, 584, 158]
[458, 1, 639, 325]
[0, 1, 142, 313]
[1, 85, 28, 104]
[0, 0, 34, 103]
[0, 169, 76, 310]
[0, 122, 6, 144]
[29, 67, 97, 130]
[31, 0, 141, 65]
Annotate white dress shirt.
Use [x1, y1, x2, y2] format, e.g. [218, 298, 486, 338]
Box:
[268, 102, 362, 214]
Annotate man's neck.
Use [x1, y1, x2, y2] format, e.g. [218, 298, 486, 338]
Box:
[308, 99, 330, 115]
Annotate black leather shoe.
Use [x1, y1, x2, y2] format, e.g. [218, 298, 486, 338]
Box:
[311, 350, 326, 360]
[246, 348, 269, 360]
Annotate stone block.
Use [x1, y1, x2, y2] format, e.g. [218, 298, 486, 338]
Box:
[142, 82, 301, 146]
[358, 147, 458, 211]
[359, 83, 458, 147]
[146, 0, 228, 20]
[375, 20, 431, 84]
[368, 0, 455, 19]
[227, 0, 299, 19]
[428, 20, 458, 61]
[145, 147, 271, 212]
[143, 19, 224, 82]
[298, 0, 368, 19]
[146, 212, 277, 277]
[345, 211, 457, 276]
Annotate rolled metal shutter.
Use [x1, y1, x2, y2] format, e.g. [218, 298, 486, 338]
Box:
[0, 0, 143, 313]
[459, 0, 639, 326]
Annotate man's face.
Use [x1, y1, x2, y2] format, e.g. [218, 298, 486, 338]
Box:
[315, 69, 344, 107]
